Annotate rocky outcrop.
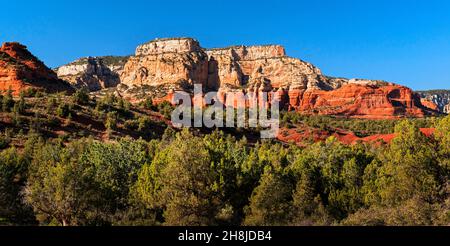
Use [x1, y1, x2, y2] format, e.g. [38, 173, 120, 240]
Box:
[420, 98, 439, 111]
[206, 45, 323, 89]
[135, 38, 202, 55]
[417, 90, 450, 114]
[295, 84, 429, 119]
[56, 56, 128, 91]
[120, 38, 209, 90]
[118, 37, 436, 119]
[0, 42, 72, 95]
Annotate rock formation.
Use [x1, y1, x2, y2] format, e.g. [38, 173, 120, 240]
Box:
[56, 56, 129, 91]
[420, 98, 440, 111]
[120, 38, 209, 90]
[117, 37, 436, 119]
[0, 42, 72, 95]
[205, 45, 342, 90]
[417, 90, 450, 114]
[295, 84, 428, 118]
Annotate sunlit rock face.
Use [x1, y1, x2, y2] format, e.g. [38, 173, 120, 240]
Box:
[0, 42, 72, 95]
[56, 56, 129, 91]
[117, 37, 436, 118]
[417, 90, 450, 114]
[120, 38, 209, 90]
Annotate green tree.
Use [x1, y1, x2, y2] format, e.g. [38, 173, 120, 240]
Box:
[435, 115, 450, 170]
[244, 166, 294, 226]
[291, 137, 372, 221]
[24, 138, 152, 226]
[374, 120, 440, 206]
[355, 120, 446, 225]
[72, 88, 90, 105]
[0, 148, 35, 225]
[2, 89, 14, 112]
[24, 141, 88, 226]
[78, 138, 152, 225]
[105, 111, 118, 131]
[56, 103, 71, 118]
[156, 101, 174, 119]
[13, 93, 26, 114]
[134, 130, 224, 225]
[291, 164, 331, 225]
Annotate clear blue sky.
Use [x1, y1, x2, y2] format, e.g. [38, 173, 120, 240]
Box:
[1, 0, 450, 90]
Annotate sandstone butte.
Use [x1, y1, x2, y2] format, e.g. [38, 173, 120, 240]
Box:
[0, 39, 440, 119]
[117, 37, 439, 119]
[0, 42, 72, 95]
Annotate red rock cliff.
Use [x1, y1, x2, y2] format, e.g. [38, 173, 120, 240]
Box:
[294, 84, 430, 119]
[118, 37, 436, 119]
[0, 42, 72, 95]
[120, 38, 209, 89]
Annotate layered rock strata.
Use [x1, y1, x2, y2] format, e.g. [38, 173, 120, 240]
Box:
[116, 37, 436, 118]
[56, 56, 129, 91]
[0, 42, 72, 95]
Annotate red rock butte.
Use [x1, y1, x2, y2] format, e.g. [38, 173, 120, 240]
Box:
[117, 38, 438, 119]
[0, 38, 440, 119]
[0, 42, 72, 95]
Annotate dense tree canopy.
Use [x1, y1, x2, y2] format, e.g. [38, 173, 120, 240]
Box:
[1, 114, 449, 226]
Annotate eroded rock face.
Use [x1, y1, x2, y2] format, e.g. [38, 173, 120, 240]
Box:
[118, 37, 435, 118]
[296, 84, 429, 119]
[420, 98, 440, 111]
[136, 38, 202, 55]
[120, 38, 209, 90]
[0, 42, 72, 95]
[206, 45, 322, 89]
[57, 56, 128, 91]
[417, 90, 450, 114]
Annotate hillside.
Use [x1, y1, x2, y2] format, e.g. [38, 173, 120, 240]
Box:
[0, 42, 73, 95]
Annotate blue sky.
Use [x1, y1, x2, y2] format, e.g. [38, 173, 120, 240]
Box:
[1, 0, 450, 90]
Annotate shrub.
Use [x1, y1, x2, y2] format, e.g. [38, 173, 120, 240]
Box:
[105, 112, 118, 131]
[124, 119, 139, 131]
[56, 103, 71, 118]
[156, 101, 174, 119]
[0, 133, 11, 149]
[138, 116, 152, 132]
[72, 88, 90, 105]
[2, 89, 14, 112]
